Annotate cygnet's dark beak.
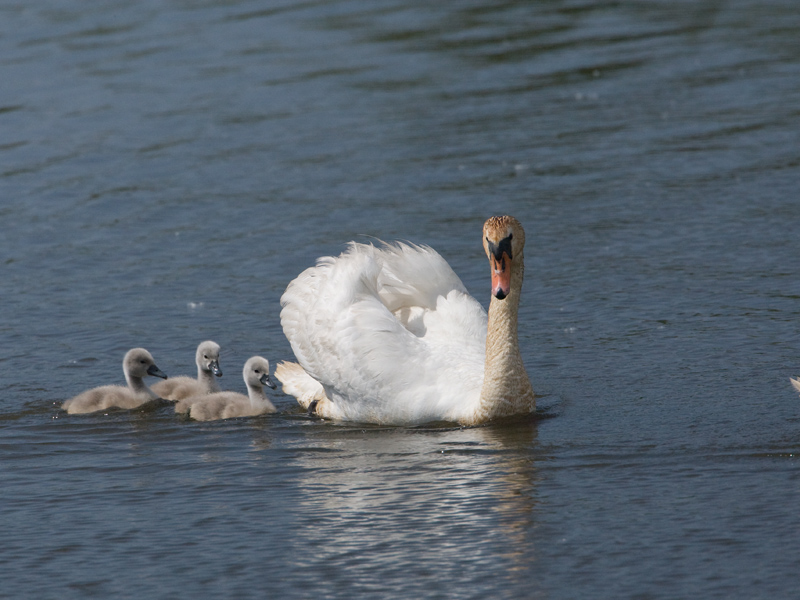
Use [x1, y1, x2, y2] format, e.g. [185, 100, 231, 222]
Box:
[210, 360, 222, 377]
[147, 364, 168, 379]
[260, 372, 277, 389]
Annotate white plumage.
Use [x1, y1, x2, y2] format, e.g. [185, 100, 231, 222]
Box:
[277, 216, 535, 426]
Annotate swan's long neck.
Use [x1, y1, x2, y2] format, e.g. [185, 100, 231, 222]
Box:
[198, 365, 221, 393]
[476, 253, 535, 421]
[125, 373, 158, 399]
[247, 383, 268, 408]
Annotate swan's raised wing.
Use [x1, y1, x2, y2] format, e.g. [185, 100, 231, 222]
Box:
[280, 242, 487, 424]
[375, 242, 468, 311]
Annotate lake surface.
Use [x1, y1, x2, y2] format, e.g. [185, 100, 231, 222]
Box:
[2, 0, 800, 598]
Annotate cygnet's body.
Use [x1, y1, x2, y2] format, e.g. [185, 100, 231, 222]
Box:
[176, 356, 277, 421]
[152, 340, 222, 401]
[62, 348, 168, 415]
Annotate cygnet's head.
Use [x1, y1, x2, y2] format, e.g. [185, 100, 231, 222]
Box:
[196, 340, 222, 377]
[482, 215, 526, 300]
[124, 348, 168, 379]
[243, 356, 276, 389]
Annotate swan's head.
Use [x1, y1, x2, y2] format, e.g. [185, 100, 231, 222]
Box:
[124, 348, 168, 380]
[243, 356, 277, 390]
[483, 215, 525, 300]
[196, 340, 222, 377]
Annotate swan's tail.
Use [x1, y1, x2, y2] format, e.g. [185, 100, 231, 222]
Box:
[791, 377, 800, 395]
[274, 361, 327, 409]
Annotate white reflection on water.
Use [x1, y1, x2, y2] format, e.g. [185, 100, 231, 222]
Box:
[284, 419, 540, 594]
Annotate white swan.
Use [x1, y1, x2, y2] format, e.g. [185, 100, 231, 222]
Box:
[175, 356, 277, 421]
[62, 348, 168, 414]
[275, 215, 535, 426]
[152, 340, 222, 401]
[791, 377, 800, 395]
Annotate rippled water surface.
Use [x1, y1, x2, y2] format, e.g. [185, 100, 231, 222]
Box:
[2, 1, 800, 598]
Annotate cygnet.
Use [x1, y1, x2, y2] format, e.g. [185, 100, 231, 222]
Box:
[62, 348, 168, 414]
[152, 340, 222, 401]
[176, 356, 277, 421]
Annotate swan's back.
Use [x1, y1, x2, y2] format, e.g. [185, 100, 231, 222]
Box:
[186, 391, 251, 421]
[63, 385, 152, 414]
[280, 242, 487, 424]
[186, 393, 276, 421]
[153, 377, 209, 401]
[174, 395, 202, 414]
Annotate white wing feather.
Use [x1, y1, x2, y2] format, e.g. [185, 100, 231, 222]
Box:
[279, 242, 487, 424]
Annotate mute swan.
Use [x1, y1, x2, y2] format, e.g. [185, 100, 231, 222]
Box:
[62, 348, 168, 414]
[275, 215, 535, 426]
[152, 340, 222, 401]
[175, 356, 277, 421]
[791, 377, 800, 395]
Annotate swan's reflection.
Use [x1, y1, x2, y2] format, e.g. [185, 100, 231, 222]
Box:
[287, 418, 540, 592]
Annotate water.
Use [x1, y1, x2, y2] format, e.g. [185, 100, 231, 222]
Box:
[2, 0, 800, 597]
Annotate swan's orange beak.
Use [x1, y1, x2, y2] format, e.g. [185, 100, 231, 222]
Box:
[488, 237, 513, 300]
[491, 254, 511, 299]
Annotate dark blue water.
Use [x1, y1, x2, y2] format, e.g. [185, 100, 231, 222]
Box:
[2, 1, 799, 598]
